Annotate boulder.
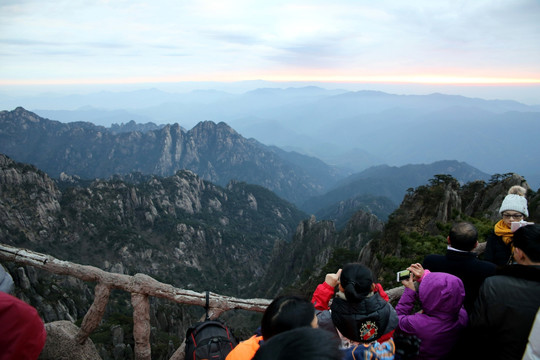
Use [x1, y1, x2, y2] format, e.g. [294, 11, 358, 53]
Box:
[39, 321, 101, 360]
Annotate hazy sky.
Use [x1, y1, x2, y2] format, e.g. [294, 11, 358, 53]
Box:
[1, 0, 540, 103]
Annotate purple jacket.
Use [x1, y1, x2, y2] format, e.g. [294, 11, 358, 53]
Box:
[396, 271, 468, 360]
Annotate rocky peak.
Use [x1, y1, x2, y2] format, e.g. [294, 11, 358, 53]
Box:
[6, 107, 43, 123]
[0, 154, 62, 241]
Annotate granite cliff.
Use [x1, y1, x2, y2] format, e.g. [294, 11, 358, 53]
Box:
[0, 154, 306, 296]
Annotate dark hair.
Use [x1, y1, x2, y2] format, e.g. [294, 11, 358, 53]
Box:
[340, 263, 374, 302]
[253, 327, 342, 360]
[512, 224, 540, 262]
[260, 295, 315, 340]
[449, 222, 478, 251]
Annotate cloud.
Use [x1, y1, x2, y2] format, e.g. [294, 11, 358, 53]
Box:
[0, 38, 62, 46]
[0, 0, 539, 86]
[203, 30, 262, 46]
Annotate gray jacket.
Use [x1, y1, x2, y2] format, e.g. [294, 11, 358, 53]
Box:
[0, 264, 14, 294]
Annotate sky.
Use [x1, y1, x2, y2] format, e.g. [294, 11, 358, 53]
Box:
[1, 0, 540, 103]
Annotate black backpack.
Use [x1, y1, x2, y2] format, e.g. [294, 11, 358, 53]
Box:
[185, 292, 237, 360]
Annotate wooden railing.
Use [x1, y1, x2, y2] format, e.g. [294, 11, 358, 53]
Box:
[1, 242, 484, 359]
[0, 243, 272, 360]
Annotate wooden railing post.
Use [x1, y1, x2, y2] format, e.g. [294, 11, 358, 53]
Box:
[170, 341, 186, 360]
[76, 282, 111, 344]
[132, 292, 151, 360]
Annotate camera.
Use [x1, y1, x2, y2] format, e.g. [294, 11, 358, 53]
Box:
[396, 269, 410, 282]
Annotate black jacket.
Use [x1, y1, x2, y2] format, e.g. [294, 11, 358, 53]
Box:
[470, 265, 540, 360]
[317, 293, 398, 344]
[423, 249, 496, 313]
[484, 231, 513, 266]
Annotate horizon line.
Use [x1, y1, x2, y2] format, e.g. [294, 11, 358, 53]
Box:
[2, 75, 540, 87]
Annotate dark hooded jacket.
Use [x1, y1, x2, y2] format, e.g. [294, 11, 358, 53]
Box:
[315, 287, 398, 346]
[330, 294, 398, 343]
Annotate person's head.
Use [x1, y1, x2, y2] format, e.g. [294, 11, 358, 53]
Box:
[499, 185, 528, 227]
[339, 263, 374, 302]
[448, 222, 478, 251]
[260, 295, 317, 340]
[253, 327, 342, 360]
[512, 224, 540, 264]
[419, 272, 465, 315]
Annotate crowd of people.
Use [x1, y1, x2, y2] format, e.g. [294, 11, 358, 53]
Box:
[1, 185, 539, 360]
[225, 185, 540, 360]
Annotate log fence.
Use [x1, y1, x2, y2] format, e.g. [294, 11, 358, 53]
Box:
[0, 243, 271, 360]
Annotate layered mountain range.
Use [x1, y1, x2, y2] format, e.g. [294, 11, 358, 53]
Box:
[0, 107, 342, 207]
[0, 108, 495, 223]
[4, 86, 539, 188]
[1, 152, 539, 359]
[1, 93, 539, 359]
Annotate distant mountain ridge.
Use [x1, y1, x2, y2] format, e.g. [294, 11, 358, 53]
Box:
[9, 86, 539, 189]
[0, 107, 502, 217]
[0, 107, 342, 206]
[302, 160, 491, 217]
[107, 119, 167, 134]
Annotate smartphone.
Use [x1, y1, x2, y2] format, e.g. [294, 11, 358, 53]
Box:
[511, 221, 534, 232]
[396, 269, 410, 282]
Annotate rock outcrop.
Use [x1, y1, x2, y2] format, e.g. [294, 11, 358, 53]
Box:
[40, 321, 102, 360]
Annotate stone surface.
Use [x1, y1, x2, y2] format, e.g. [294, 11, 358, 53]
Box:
[39, 321, 102, 360]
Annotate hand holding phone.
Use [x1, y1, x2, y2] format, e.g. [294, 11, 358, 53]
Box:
[396, 269, 410, 282]
[408, 263, 425, 281]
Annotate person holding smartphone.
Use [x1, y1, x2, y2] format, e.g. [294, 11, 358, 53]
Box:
[485, 185, 530, 266]
[311, 263, 398, 360]
[395, 263, 467, 360]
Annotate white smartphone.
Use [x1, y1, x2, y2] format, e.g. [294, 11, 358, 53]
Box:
[511, 221, 534, 232]
[396, 269, 410, 282]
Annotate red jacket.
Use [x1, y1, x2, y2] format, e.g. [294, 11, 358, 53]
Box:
[0, 292, 47, 360]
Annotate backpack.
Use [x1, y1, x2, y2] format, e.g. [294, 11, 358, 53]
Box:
[185, 291, 238, 360]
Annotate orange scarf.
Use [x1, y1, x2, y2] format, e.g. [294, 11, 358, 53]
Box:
[494, 219, 514, 247]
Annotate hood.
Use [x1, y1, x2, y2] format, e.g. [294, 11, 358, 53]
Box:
[330, 293, 398, 343]
[419, 272, 465, 316]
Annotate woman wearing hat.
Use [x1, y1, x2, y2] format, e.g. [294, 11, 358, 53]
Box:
[485, 185, 529, 266]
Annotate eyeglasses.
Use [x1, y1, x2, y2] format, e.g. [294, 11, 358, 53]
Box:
[502, 213, 524, 219]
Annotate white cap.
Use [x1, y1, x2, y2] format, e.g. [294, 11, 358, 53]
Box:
[499, 194, 529, 217]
